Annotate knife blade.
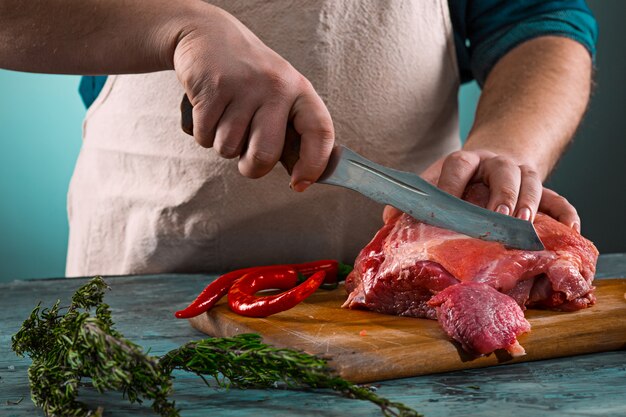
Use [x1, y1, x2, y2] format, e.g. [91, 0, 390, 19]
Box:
[316, 145, 544, 251]
[179, 95, 544, 251]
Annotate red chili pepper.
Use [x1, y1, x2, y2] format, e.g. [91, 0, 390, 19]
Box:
[174, 260, 340, 319]
[174, 266, 272, 318]
[228, 268, 326, 318]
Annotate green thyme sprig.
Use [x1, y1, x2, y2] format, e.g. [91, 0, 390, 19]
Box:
[160, 335, 421, 417]
[12, 277, 176, 417]
[12, 277, 422, 417]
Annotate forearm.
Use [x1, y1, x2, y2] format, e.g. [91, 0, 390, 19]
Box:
[464, 36, 593, 180]
[0, 0, 211, 75]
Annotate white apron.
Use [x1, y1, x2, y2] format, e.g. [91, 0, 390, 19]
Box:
[66, 0, 461, 276]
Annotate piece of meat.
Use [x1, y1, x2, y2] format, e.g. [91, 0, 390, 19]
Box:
[428, 282, 531, 357]
[504, 278, 535, 308]
[343, 183, 599, 356]
[345, 260, 459, 319]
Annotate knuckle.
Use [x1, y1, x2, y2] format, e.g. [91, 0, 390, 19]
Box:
[191, 76, 220, 101]
[523, 180, 543, 195]
[520, 165, 540, 179]
[249, 148, 278, 168]
[491, 155, 515, 169]
[554, 195, 570, 206]
[446, 151, 475, 169]
[215, 141, 240, 158]
[214, 75, 233, 92]
[264, 70, 291, 94]
[295, 73, 315, 91]
[298, 105, 334, 141]
[310, 125, 335, 143]
[497, 187, 519, 202]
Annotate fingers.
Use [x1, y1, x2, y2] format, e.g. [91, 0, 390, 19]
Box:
[213, 101, 255, 159]
[539, 188, 581, 232]
[513, 165, 542, 222]
[382, 205, 403, 224]
[486, 160, 581, 231]
[482, 157, 521, 216]
[238, 102, 289, 178]
[191, 95, 229, 148]
[427, 150, 579, 231]
[191, 81, 333, 185]
[420, 159, 444, 185]
[437, 151, 544, 224]
[173, 14, 336, 184]
[436, 151, 481, 197]
[289, 89, 335, 191]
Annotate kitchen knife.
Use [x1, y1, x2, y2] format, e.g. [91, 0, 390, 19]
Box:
[180, 95, 544, 251]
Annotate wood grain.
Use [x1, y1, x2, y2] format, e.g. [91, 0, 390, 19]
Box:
[189, 279, 626, 383]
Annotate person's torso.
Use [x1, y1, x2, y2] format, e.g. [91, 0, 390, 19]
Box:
[66, 0, 461, 276]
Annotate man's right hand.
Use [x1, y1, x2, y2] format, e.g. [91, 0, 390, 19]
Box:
[172, 4, 334, 191]
[0, 0, 332, 190]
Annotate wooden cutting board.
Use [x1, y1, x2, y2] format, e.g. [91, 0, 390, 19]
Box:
[189, 279, 626, 383]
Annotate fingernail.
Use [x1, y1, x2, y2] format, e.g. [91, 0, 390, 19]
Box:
[496, 204, 510, 215]
[572, 222, 581, 233]
[517, 207, 531, 221]
[292, 181, 312, 192]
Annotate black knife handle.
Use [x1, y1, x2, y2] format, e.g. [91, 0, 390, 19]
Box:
[180, 94, 300, 175]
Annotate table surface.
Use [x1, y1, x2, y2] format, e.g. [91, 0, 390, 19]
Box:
[1, 254, 625, 417]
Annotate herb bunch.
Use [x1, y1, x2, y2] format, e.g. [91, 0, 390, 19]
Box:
[12, 277, 422, 417]
[12, 277, 176, 416]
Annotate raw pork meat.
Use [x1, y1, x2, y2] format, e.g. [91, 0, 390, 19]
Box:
[343, 184, 598, 356]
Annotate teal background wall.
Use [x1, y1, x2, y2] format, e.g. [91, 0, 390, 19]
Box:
[545, 0, 626, 256]
[0, 0, 622, 282]
[0, 72, 84, 281]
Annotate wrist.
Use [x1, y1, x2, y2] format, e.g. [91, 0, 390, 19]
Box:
[150, 0, 222, 71]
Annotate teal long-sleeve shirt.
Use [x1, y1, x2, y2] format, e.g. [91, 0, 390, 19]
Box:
[79, 0, 598, 107]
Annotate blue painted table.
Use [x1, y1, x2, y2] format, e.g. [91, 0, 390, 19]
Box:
[1, 254, 625, 417]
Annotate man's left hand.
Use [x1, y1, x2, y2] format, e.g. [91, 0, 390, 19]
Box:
[382, 149, 581, 233]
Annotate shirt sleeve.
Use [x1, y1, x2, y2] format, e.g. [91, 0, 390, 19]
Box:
[79, 75, 108, 108]
[449, 0, 598, 85]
